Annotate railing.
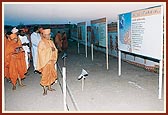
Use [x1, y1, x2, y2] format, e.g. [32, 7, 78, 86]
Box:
[57, 60, 79, 111]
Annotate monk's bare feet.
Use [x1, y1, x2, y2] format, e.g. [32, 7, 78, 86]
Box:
[43, 90, 47, 96]
[12, 86, 16, 90]
[19, 84, 26, 87]
[48, 88, 55, 91]
[43, 86, 47, 96]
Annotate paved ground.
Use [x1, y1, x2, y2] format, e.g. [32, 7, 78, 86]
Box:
[3, 39, 165, 113]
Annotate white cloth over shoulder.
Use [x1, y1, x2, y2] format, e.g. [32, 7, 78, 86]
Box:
[19, 35, 30, 70]
[19, 35, 30, 53]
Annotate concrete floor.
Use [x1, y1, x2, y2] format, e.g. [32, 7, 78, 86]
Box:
[3, 40, 165, 113]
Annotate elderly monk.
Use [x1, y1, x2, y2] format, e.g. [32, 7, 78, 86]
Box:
[37, 28, 58, 96]
[54, 31, 62, 52]
[5, 33, 27, 90]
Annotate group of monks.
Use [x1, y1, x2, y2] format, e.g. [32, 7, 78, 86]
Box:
[4, 26, 68, 96]
[54, 31, 68, 53]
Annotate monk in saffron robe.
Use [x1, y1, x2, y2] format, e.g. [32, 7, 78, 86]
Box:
[62, 32, 68, 52]
[4, 32, 12, 79]
[5, 34, 27, 90]
[37, 29, 58, 95]
[54, 31, 62, 52]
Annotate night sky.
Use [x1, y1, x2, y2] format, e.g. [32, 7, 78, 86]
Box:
[3, 2, 162, 26]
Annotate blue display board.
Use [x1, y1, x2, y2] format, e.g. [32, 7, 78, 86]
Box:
[77, 22, 86, 42]
[118, 5, 163, 60]
[91, 18, 107, 47]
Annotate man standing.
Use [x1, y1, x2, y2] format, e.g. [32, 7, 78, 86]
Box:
[37, 28, 58, 96]
[19, 29, 30, 70]
[31, 26, 41, 73]
[54, 31, 62, 52]
[5, 33, 27, 90]
[4, 31, 12, 80]
[62, 32, 68, 58]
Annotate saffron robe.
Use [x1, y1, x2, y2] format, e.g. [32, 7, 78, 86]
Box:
[5, 39, 27, 85]
[62, 33, 68, 51]
[37, 38, 58, 86]
[54, 33, 62, 51]
[4, 36, 10, 79]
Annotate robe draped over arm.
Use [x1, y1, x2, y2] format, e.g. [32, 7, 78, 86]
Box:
[37, 40, 52, 72]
